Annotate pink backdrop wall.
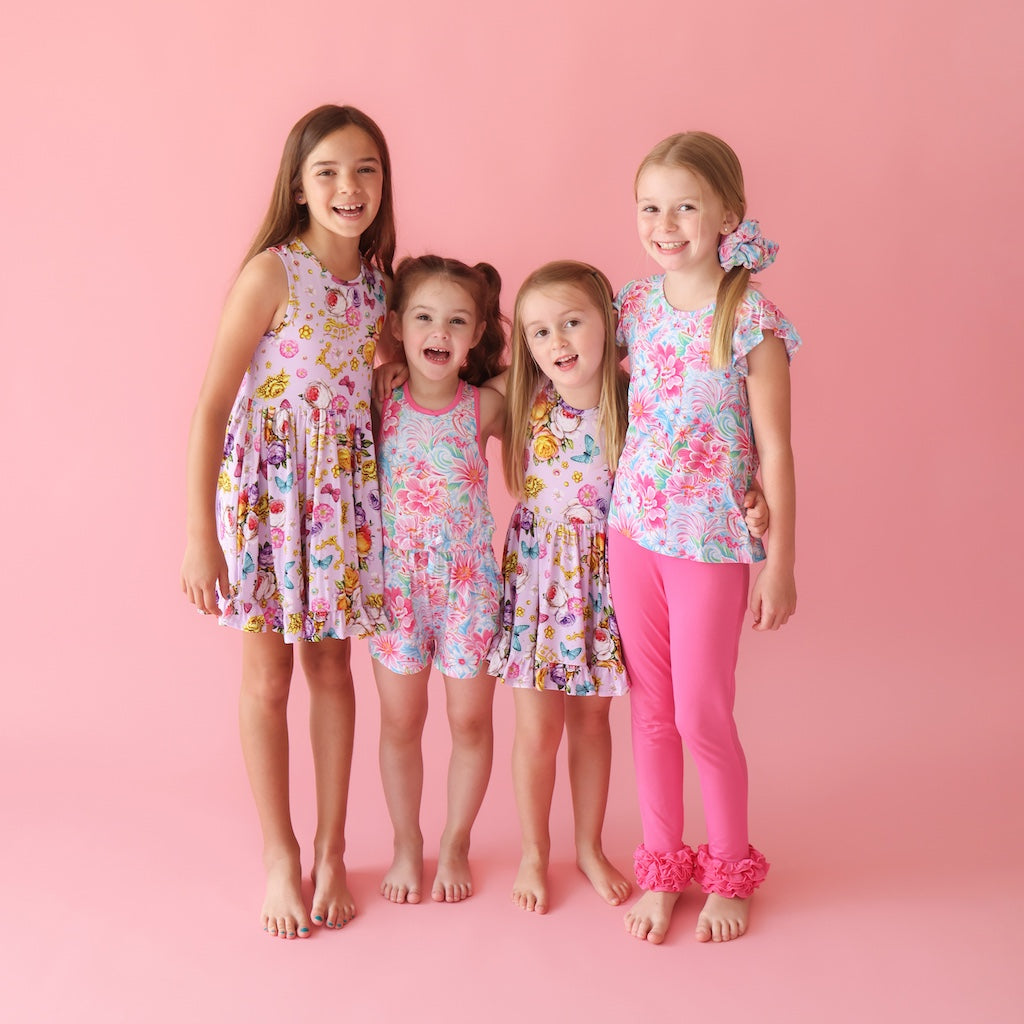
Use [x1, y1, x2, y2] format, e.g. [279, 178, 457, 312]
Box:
[3, 0, 1022, 1020]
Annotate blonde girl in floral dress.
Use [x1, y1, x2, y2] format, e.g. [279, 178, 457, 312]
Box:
[487, 261, 633, 915]
[369, 255, 506, 907]
[181, 105, 398, 940]
[609, 132, 801, 945]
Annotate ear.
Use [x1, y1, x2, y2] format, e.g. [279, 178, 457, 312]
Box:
[721, 208, 741, 234]
[295, 189, 306, 205]
[388, 309, 403, 340]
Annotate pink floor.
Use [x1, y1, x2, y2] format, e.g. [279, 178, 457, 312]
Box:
[5, 591, 1020, 1022]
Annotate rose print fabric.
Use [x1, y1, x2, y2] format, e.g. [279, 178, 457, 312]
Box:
[216, 239, 385, 642]
[609, 279, 801, 562]
[488, 383, 627, 696]
[369, 382, 500, 678]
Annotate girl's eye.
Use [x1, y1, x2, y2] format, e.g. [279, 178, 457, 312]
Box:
[451, 318, 467, 326]
[532, 329, 549, 341]
[415, 314, 431, 322]
[358, 166, 377, 175]
[564, 319, 580, 329]
[641, 205, 658, 214]
[318, 169, 335, 177]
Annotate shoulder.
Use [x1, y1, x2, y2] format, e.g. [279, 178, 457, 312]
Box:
[733, 288, 803, 365]
[237, 248, 289, 294]
[614, 276, 659, 311]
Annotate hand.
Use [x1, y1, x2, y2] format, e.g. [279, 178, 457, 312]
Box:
[181, 536, 230, 617]
[749, 565, 796, 631]
[372, 360, 409, 403]
[743, 485, 769, 539]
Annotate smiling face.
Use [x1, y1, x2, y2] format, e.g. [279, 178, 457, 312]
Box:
[391, 276, 484, 387]
[296, 125, 383, 246]
[635, 162, 739, 276]
[518, 283, 607, 410]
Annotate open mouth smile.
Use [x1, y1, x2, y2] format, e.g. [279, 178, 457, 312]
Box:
[423, 347, 452, 364]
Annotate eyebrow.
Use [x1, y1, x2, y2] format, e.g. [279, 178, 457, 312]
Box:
[310, 157, 381, 168]
[637, 194, 699, 203]
[525, 308, 585, 329]
[408, 304, 475, 316]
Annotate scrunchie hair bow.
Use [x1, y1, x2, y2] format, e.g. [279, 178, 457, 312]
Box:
[718, 219, 779, 273]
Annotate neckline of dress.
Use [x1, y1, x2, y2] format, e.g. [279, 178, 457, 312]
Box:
[548, 383, 595, 417]
[294, 237, 363, 286]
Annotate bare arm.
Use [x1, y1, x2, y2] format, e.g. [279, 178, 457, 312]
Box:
[745, 332, 796, 631]
[478, 381, 506, 444]
[180, 252, 287, 614]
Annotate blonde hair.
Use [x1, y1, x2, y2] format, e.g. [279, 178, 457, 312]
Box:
[244, 105, 396, 278]
[391, 255, 508, 387]
[636, 131, 746, 370]
[503, 261, 628, 498]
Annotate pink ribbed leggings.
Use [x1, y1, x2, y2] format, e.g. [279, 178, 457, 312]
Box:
[608, 527, 750, 862]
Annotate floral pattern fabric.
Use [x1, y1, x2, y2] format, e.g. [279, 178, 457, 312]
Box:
[216, 239, 385, 642]
[609, 278, 801, 562]
[488, 383, 627, 696]
[369, 382, 500, 678]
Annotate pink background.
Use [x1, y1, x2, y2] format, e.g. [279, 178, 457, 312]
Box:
[3, 0, 1022, 1019]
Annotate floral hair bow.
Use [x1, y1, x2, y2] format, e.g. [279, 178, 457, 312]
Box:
[718, 219, 779, 273]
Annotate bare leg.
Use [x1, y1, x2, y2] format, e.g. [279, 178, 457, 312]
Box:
[565, 697, 631, 906]
[432, 668, 496, 903]
[301, 639, 357, 929]
[510, 688, 564, 914]
[239, 632, 310, 939]
[373, 660, 430, 904]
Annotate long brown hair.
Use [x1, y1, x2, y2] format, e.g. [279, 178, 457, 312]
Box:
[244, 105, 396, 278]
[503, 261, 628, 498]
[636, 131, 746, 370]
[390, 255, 507, 387]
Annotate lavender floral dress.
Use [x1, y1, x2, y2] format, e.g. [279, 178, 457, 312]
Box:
[216, 239, 385, 642]
[488, 383, 627, 696]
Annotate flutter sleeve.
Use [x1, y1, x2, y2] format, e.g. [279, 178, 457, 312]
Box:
[732, 289, 802, 375]
[614, 279, 646, 353]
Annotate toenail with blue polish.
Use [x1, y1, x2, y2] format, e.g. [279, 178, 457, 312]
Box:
[299, 927, 309, 934]
[313, 915, 323, 923]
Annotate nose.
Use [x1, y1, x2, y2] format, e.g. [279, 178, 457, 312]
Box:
[335, 169, 361, 193]
[658, 210, 677, 232]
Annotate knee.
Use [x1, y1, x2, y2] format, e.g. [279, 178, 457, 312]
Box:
[241, 658, 293, 708]
[448, 707, 493, 747]
[301, 641, 354, 694]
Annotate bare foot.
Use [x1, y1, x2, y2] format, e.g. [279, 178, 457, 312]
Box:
[310, 852, 357, 929]
[432, 837, 472, 903]
[511, 852, 549, 913]
[577, 847, 632, 906]
[380, 840, 424, 905]
[695, 893, 750, 942]
[623, 889, 680, 944]
[261, 847, 311, 939]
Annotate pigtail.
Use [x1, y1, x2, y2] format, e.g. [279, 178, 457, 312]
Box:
[709, 266, 750, 371]
[461, 262, 509, 387]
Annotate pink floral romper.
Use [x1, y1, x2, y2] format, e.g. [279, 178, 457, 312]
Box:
[369, 381, 500, 678]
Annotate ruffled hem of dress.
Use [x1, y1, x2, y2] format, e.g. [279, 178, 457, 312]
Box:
[694, 844, 769, 898]
[219, 602, 382, 644]
[633, 843, 696, 891]
[488, 646, 628, 696]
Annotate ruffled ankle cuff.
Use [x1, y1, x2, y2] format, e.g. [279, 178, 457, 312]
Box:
[633, 843, 696, 892]
[694, 844, 769, 898]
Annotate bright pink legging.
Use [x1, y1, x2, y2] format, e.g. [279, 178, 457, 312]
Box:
[608, 527, 750, 862]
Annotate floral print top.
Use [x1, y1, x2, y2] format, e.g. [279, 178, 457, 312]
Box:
[609, 277, 801, 562]
[215, 238, 385, 641]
